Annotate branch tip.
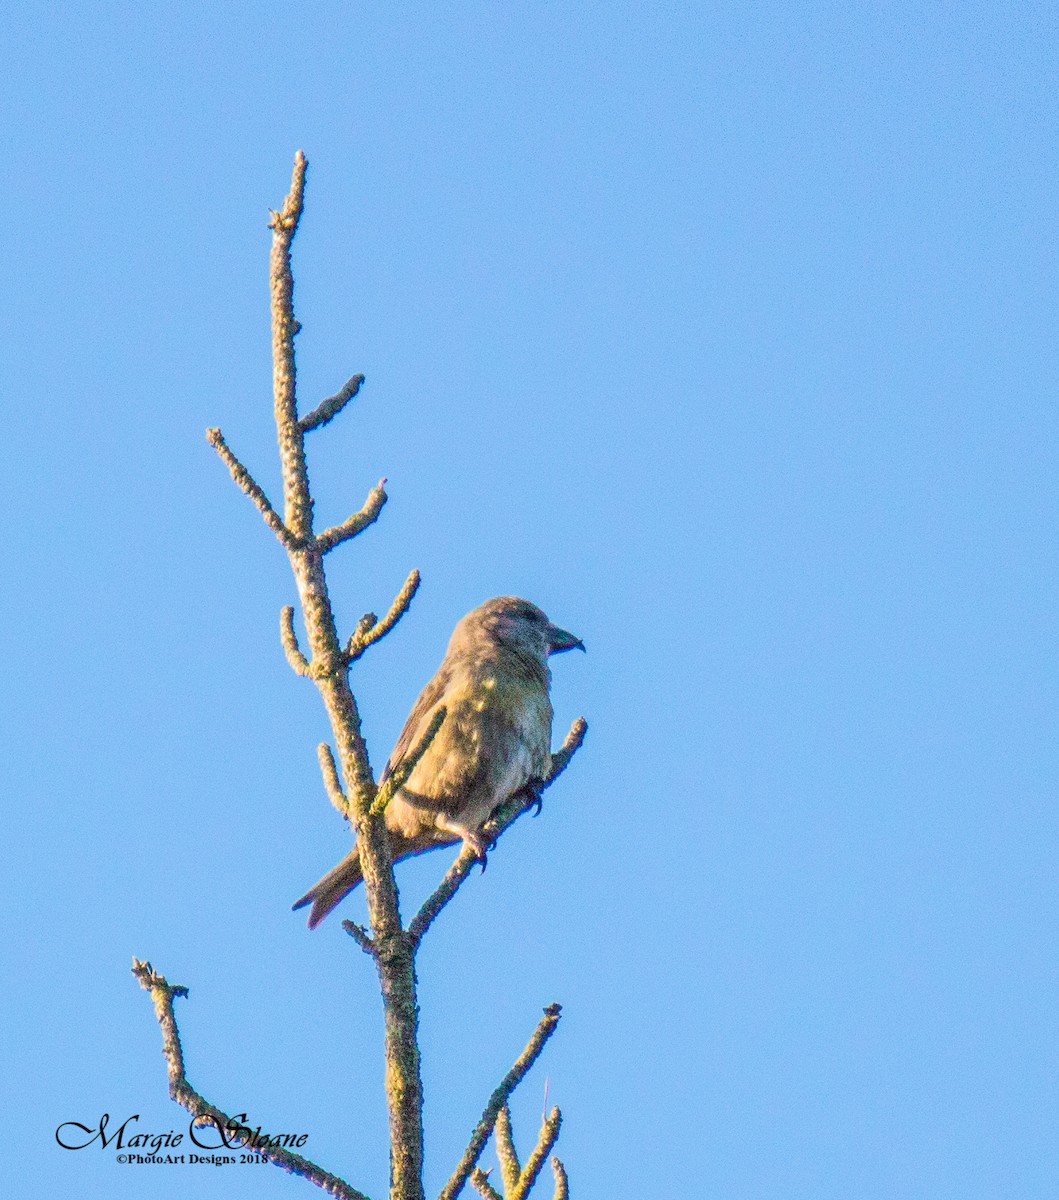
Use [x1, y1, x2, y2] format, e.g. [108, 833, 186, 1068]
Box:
[470, 1169, 503, 1200]
[551, 1157, 569, 1200]
[437, 1005, 563, 1200]
[300, 373, 366, 433]
[342, 920, 376, 955]
[206, 427, 298, 549]
[280, 606, 311, 676]
[496, 1104, 521, 1195]
[510, 1107, 562, 1200]
[317, 743, 351, 821]
[347, 569, 421, 662]
[317, 479, 388, 553]
[133, 957, 369, 1200]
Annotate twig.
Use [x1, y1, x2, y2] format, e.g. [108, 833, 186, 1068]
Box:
[408, 719, 587, 947]
[206, 428, 297, 549]
[437, 1006, 562, 1200]
[470, 1170, 503, 1200]
[132, 959, 371, 1200]
[269, 150, 313, 541]
[342, 920, 376, 955]
[540, 718, 588, 789]
[317, 480, 388, 553]
[347, 570, 421, 663]
[550, 1158, 568, 1200]
[317, 743, 351, 821]
[281, 606, 312, 676]
[371, 707, 447, 817]
[495, 1106, 521, 1195]
[510, 1110, 561, 1200]
[301, 373, 365, 433]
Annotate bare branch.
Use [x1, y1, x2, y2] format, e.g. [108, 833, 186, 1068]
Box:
[550, 1158, 568, 1200]
[342, 920, 376, 955]
[542, 717, 588, 789]
[132, 959, 372, 1200]
[300, 373, 365, 433]
[280, 606, 312, 676]
[317, 743, 351, 821]
[347, 570, 421, 663]
[317, 479, 388, 553]
[495, 1106, 521, 1196]
[269, 151, 315, 542]
[206, 428, 297, 549]
[510, 1110, 562, 1200]
[409, 718, 587, 947]
[371, 707, 447, 817]
[470, 1170, 503, 1200]
[437, 1005, 562, 1200]
[260, 154, 423, 1198]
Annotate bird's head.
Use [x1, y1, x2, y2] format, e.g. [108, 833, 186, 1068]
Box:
[455, 596, 585, 665]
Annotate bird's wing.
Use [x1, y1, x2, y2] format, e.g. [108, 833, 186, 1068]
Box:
[380, 662, 453, 786]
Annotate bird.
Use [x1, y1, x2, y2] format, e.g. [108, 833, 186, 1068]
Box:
[293, 596, 584, 928]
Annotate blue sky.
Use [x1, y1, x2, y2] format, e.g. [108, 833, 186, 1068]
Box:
[3, 4, 1057, 1198]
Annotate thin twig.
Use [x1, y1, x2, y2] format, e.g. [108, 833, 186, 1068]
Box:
[540, 717, 588, 789]
[371, 707, 447, 817]
[408, 719, 587, 947]
[342, 920, 376, 955]
[437, 1006, 562, 1200]
[301, 373, 365, 433]
[132, 959, 371, 1200]
[470, 1170, 503, 1200]
[317, 480, 388, 553]
[317, 743, 351, 821]
[206, 428, 297, 549]
[550, 1158, 568, 1200]
[495, 1106, 521, 1196]
[510, 1110, 561, 1200]
[281, 606, 312, 676]
[347, 570, 421, 663]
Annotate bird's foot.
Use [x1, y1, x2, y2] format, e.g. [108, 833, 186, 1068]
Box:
[463, 830, 489, 873]
[525, 783, 544, 817]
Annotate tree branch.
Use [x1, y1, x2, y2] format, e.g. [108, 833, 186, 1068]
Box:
[347, 570, 421, 663]
[495, 1106, 521, 1196]
[509, 1110, 562, 1200]
[262, 153, 424, 1200]
[550, 1159, 568, 1200]
[317, 480, 388, 553]
[132, 959, 372, 1200]
[318, 742, 351, 821]
[269, 150, 313, 542]
[437, 1005, 562, 1200]
[342, 920, 377, 955]
[206, 427, 298, 549]
[281, 606, 312, 676]
[408, 718, 587, 947]
[470, 1171, 503, 1200]
[371, 707, 447, 817]
[301, 373, 365, 433]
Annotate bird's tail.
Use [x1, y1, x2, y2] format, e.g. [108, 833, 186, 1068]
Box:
[293, 831, 460, 928]
[292, 848, 363, 930]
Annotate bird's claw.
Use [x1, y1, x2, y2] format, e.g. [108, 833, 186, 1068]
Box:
[526, 786, 544, 817]
[464, 831, 489, 873]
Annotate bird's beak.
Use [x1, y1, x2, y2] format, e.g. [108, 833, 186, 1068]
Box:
[547, 624, 585, 655]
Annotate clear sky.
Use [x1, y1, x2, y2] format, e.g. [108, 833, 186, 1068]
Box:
[3, 4, 1057, 1198]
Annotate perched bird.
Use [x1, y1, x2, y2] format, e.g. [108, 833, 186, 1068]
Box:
[293, 596, 584, 928]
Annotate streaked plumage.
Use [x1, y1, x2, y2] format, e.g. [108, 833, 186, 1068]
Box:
[293, 596, 583, 928]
